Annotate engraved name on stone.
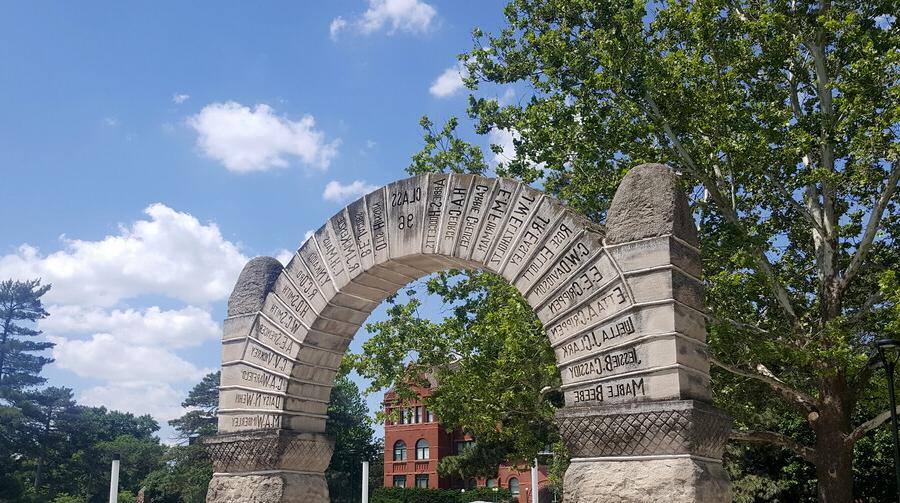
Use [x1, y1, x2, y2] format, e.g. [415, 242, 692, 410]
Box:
[347, 198, 375, 271]
[455, 178, 494, 260]
[365, 188, 391, 265]
[567, 376, 647, 406]
[422, 173, 449, 255]
[470, 179, 520, 264]
[499, 197, 565, 281]
[545, 284, 631, 344]
[243, 338, 293, 374]
[437, 174, 475, 257]
[535, 252, 620, 323]
[560, 343, 645, 385]
[227, 413, 284, 430]
[485, 187, 542, 269]
[251, 316, 301, 359]
[329, 209, 362, 280]
[554, 312, 638, 364]
[297, 239, 336, 299]
[229, 389, 284, 410]
[272, 276, 316, 329]
[314, 224, 349, 288]
[518, 231, 603, 303]
[283, 254, 327, 314]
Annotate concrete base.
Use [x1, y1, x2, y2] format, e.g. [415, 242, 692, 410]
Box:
[206, 473, 329, 503]
[563, 457, 731, 503]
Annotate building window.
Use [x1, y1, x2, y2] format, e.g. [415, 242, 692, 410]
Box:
[487, 479, 497, 488]
[414, 406, 422, 423]
[393, 440, 407, 461]
[398, 408, 405, 424]
[415, 439, 430, 460]
[455, 440, 475, 454]
[508, 477, 520, 495]
[467, 478, 477, 489]
[393, 475, 406, 488]
[415, 474, 429, 488]
[426, 408, 434, 422]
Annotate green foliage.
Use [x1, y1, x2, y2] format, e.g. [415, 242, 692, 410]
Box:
[142, 444, 213, 503]
[51, 494, 85, 503]
[327, 374, 384, 503]
[0, 278, 54, 392]
[168, 371, 219, 440]
[371, 487, 514, 503]
[359, 0, 900, 498]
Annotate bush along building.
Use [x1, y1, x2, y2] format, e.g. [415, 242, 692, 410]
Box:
[382, 385, 550, 503]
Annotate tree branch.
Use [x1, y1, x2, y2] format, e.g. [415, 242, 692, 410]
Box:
[774, 182, 828, 238]
[730, 429, 817, 462]
[642, 92, 799, 325]
[840, 162, 900, 292]
[711, 356, 818, 410]
[846, 406, 900, 446]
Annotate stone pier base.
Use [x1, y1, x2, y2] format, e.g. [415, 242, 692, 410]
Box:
[563, 457, 730, 502]
[203, 429, 333, 503]
[207, 473, 329, 503]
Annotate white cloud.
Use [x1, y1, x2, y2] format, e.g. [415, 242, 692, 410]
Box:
[172, 93, 190, 104]
[489, 127, 518, 165]
[41, 305, 219, 349]
[332, 0, 436, 38]
[429, 62, 468, 98]
[275, 249, 295, 265]
[187, 101, 339, 173]
[49, 334, 209, 385]
[322, 180, 379, 203]
[79, 382, 191, 421]
[330, 16, 348, 40]
[104, 117, 119, 127]
[0, 203, 247, 307]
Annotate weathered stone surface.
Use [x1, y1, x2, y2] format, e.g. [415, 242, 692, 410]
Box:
[210, 167, 730, 502]
[207, 474, 329, 503]
[605, 164, 699, 246]
[563, 458, 731, 503]
[228, 257, 284, 317]
[556, 400, 731, 458]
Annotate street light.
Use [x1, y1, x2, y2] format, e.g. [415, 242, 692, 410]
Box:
[875, 338, 900, 502]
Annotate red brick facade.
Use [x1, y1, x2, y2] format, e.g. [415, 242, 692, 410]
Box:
[383, 388, 550, 503]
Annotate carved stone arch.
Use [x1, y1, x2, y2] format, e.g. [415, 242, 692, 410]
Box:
[205, 165, 732, 503]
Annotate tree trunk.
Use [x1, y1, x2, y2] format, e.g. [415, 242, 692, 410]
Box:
[814, 381, 854, 503]
[33, 455, 44, 491]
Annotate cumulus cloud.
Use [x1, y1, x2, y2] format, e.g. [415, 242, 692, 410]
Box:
[172, 93, 190, 104]
[488, 127, 518, 165]
[330, 16, 348, 40]
[41, 305, 219, 349]
[79, 382, 193, 421]
[187, 101, 339, 173]
[49, 334, 209, 384]
[331, 0, 436, 38]
[0, 203, 247, 307]
[322, 180, 379, 203]
[429, 62, 468, 98]
[275, 249, 295, 265]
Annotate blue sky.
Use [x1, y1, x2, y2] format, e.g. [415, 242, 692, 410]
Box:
[0, 0, 516, 441]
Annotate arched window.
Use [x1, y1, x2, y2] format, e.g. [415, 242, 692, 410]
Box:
[393, 440, 406, 461]
[508, 477, 520, 495]
[415, 438, 430, 460]
[486, 479, 497, 488]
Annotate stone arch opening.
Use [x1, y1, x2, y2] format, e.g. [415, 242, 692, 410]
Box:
[205, 165, 732, 503]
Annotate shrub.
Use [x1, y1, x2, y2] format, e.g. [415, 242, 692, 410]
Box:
[371, 487, 514, 503]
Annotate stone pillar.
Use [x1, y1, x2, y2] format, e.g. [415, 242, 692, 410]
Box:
[554, 164, 732, 502]
[205, 257, 334, 503]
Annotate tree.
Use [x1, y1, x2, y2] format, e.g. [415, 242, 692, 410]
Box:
[0, 279, 54, 392]
[326, 375, 383, 503]
[17, 387, 78, 492]
[355, 0, 900, 500]
[142, 444, 212, 503]
[169, 371, 219, 440]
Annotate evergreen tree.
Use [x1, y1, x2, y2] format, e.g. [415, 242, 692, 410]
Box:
[168, 371, 219, 440]
[17, 387, 78, 492]
[0, 279, 54, 392]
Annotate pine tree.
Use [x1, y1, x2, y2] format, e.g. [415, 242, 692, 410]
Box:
[169, 371, 220, 440]
[0, 279, 54, 392]
[17, 386, 77, 491]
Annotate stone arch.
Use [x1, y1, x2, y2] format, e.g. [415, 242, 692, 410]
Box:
[205, 165, 732, 503]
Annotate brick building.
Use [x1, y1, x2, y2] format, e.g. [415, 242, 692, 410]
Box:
[382, 386, 550, 503]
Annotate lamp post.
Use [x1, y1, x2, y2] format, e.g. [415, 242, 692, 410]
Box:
[875, 338, 900, 501]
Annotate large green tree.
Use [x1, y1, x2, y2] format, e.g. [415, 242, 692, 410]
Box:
[326, 375, 383, 503]
[354, 0, 900, 501]
[0, 279, 54, 392]
[169, 371, 220, 440]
